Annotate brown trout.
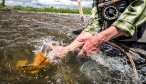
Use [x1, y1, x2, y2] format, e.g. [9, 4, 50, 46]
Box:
[16, 51, 50, 74]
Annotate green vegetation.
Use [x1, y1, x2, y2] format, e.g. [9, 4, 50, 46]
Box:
[12, 6, 91, 14]
[0, 4, 5, 10]
[0, 5, 91, 14]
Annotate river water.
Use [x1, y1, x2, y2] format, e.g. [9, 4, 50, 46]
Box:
[0, 10, 146, 84]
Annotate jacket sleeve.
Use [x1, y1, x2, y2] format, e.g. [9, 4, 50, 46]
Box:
[112, 0, 146, 37]
[85, 0, 101, 35]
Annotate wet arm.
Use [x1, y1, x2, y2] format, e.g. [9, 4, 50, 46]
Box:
[94, 26, 125, 43]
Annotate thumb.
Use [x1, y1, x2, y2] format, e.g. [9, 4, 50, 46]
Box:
[48, 44, 56, 50]
[77, 49, 86, 58]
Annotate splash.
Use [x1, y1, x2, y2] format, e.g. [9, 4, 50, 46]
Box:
[80, 43, 139, 83]
[16, 37, 60, 74]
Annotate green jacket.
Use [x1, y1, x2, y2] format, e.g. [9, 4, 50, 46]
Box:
[85, 0, 146, 37]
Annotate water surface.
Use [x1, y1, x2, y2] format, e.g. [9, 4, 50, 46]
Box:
[0, 11, 145, 84]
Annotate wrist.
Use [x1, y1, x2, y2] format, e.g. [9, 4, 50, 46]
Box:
[97, 26, 124, 41]
[94, 33, 106, 45]
[65, 45, 74, 52]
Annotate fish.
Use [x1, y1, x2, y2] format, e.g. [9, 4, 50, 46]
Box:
[16, 51, 50, 74]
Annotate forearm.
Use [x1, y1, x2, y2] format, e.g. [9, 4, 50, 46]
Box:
[66, 26, 124, 52]
[78, 26, 125, 56]
[66, 30, 93, 51]
[95, 26, 125, 43]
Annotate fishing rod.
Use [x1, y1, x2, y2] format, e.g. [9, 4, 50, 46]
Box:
[77, 0, 84, 22]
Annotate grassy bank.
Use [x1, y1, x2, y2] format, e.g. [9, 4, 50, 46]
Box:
[0, 5, 91, 14]
[0, 4, 5, 10]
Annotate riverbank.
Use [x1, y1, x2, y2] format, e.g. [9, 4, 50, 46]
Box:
[0, 5, 91, 14]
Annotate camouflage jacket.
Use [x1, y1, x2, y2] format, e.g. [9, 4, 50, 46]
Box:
[85, 0, 146, 37]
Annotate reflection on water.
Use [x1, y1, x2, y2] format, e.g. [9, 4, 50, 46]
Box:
[0, 11, 145, 84]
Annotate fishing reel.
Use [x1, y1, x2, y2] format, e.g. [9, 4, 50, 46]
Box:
[101, 0, 129, 21]
[102, 5, 118, 21]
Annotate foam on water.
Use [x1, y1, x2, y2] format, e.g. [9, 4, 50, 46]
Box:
[91, 51, 133, 74]
[32, 36, 60, 53]
[31, 36, 62, 63]
[79, 43, 142, 83]
[28, 37, 146, 83]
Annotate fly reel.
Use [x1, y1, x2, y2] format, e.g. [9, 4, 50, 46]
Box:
[102, 5, 119, 21]
[101, 0, 129, 21]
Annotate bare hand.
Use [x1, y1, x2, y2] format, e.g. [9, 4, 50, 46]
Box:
[78, 35, 104, 57]
[47, 44, 70, 59]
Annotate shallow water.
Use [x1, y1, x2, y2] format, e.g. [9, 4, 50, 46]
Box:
[0, 10, 89, 84]
[0, 11, 145, 84]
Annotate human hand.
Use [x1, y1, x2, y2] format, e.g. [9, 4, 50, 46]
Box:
[47, 44, 71, 60]
[78, 34, 104, 57]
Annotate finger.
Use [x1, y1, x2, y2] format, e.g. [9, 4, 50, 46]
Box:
[87, 50, 98, 56]
[77, 38, 88, 42]
[87, 48, 100, 56]
[77, 52, 85, 58]
[49, 54, 57, 60]
[48, 44, 56, 50]
[77, 49, 87, 57]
